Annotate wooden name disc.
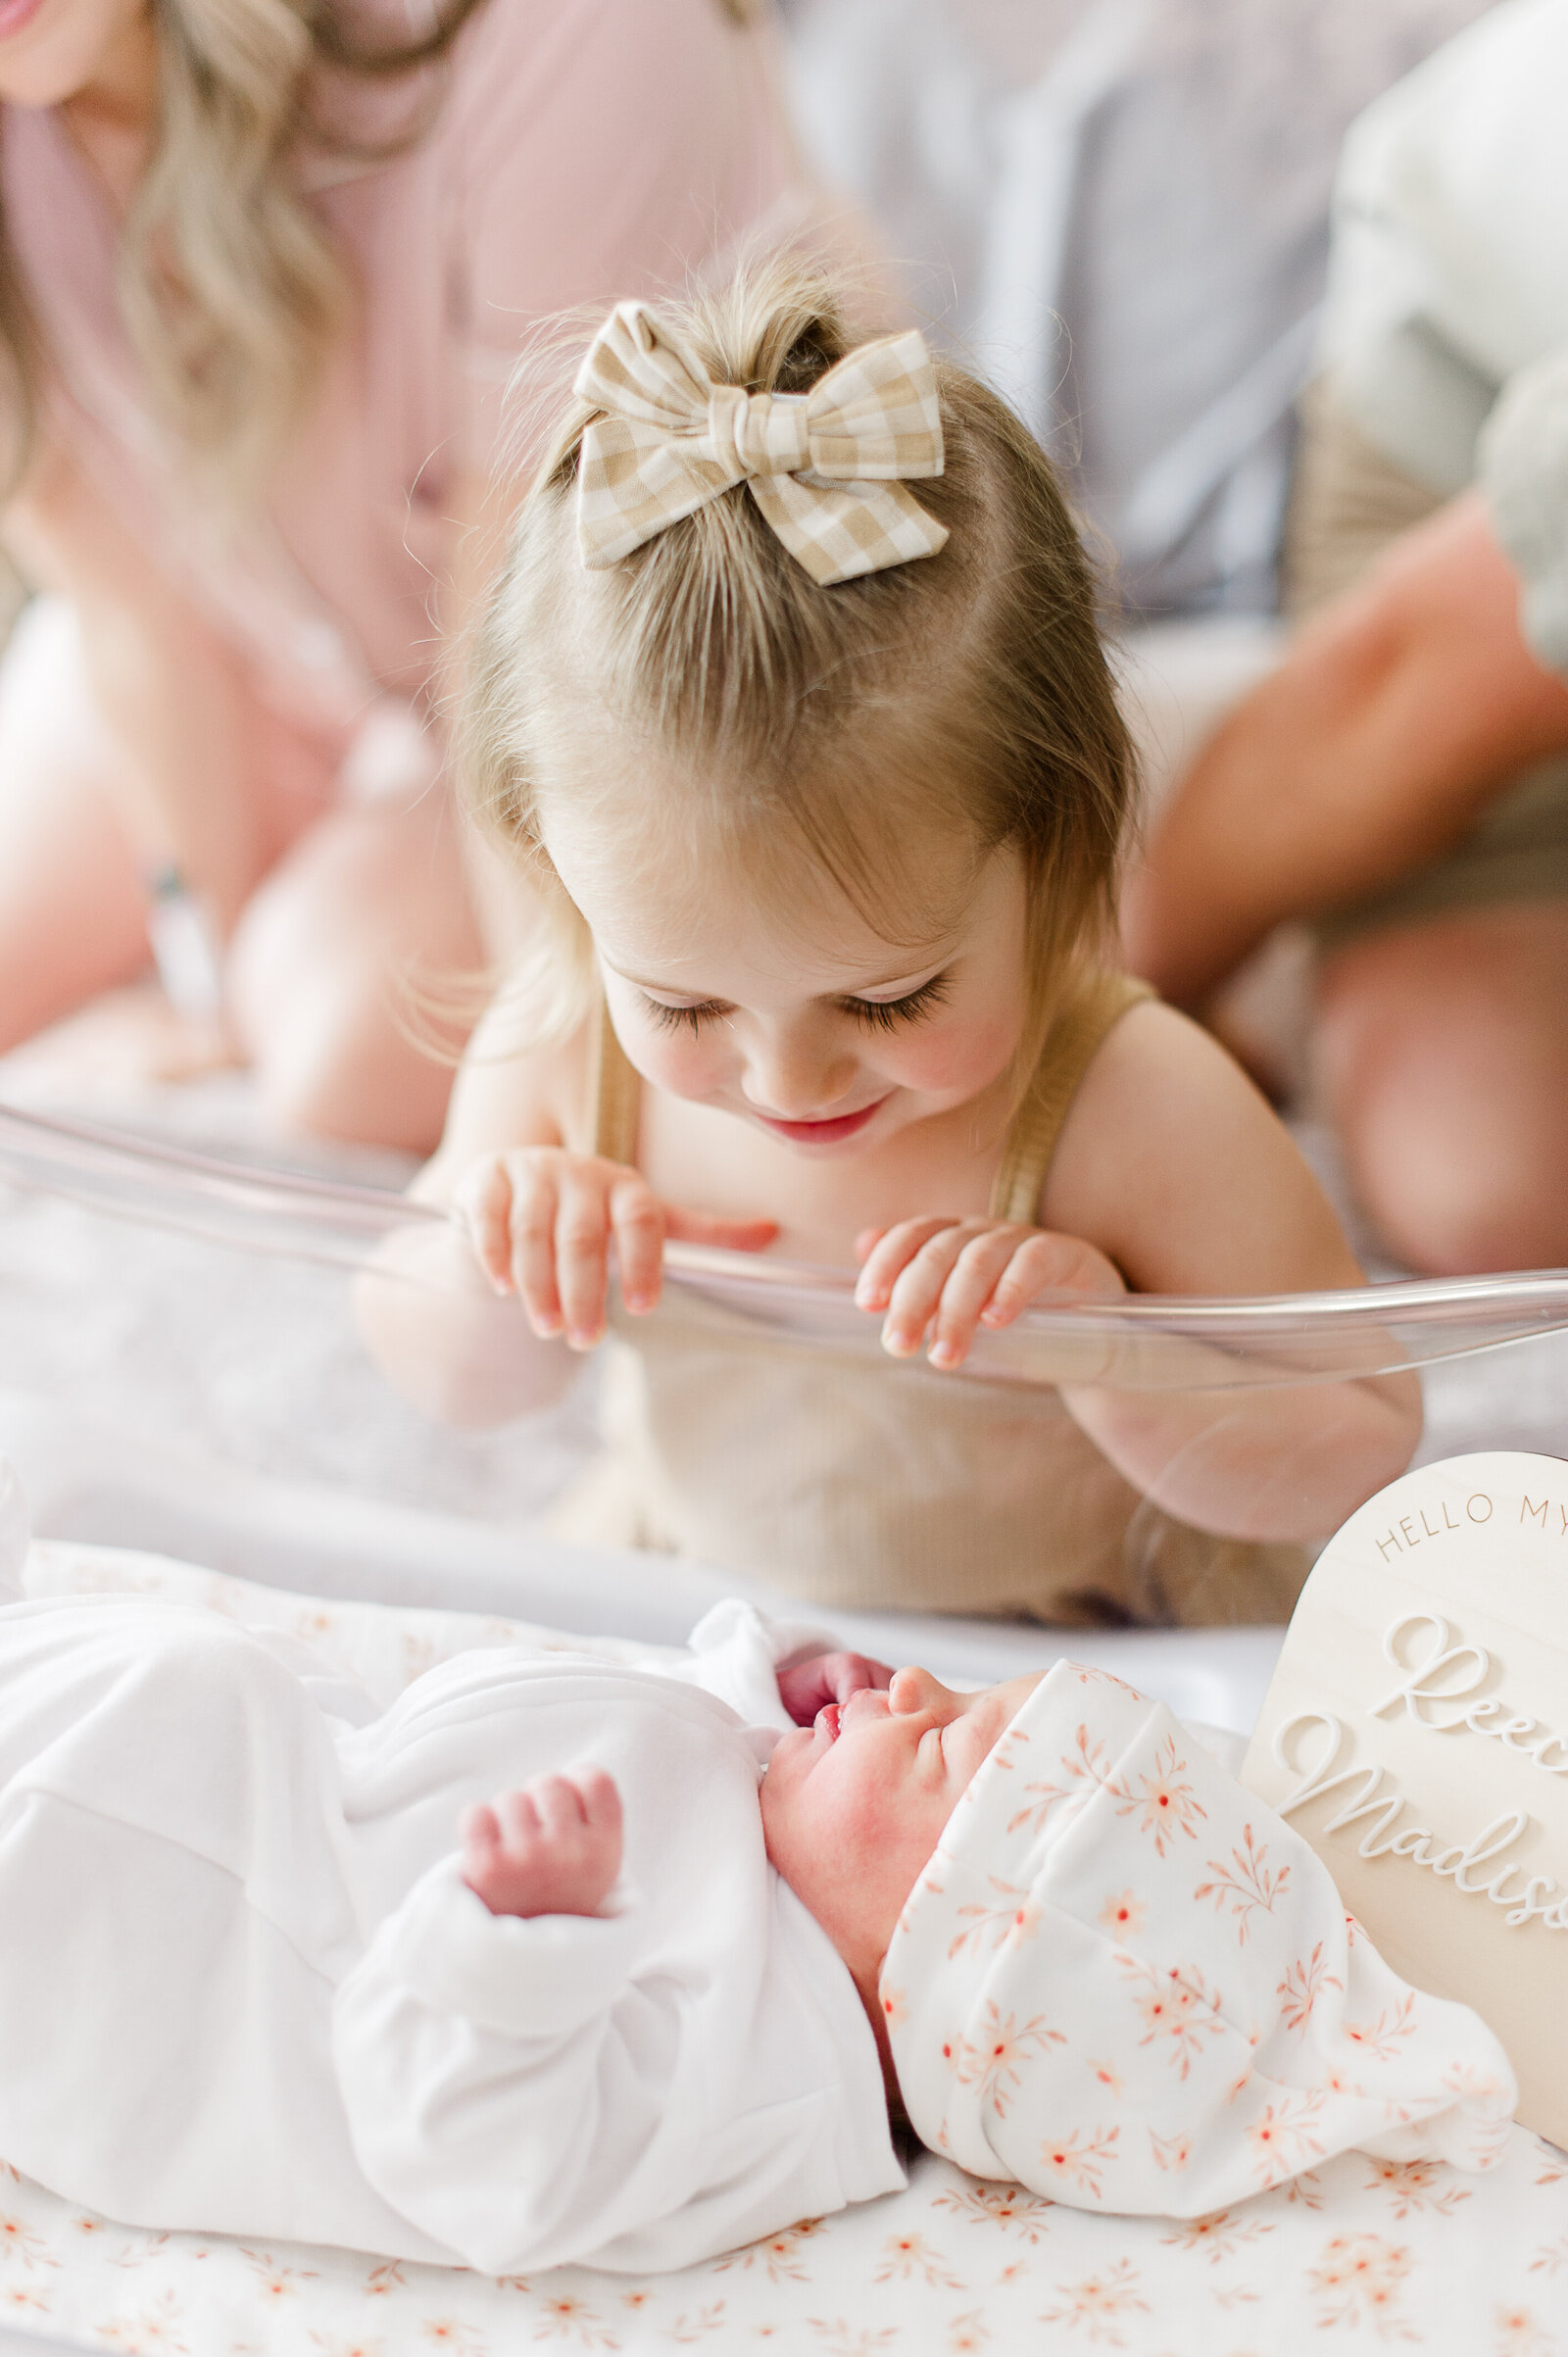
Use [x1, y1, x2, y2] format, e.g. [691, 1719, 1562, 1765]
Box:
[1243, 1450, 1568, 2146]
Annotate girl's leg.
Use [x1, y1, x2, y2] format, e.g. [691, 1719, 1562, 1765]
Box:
[1314, 900, 1568, 1274]
[0, 599, 155, 1049]
[227, 784, 483, 1154]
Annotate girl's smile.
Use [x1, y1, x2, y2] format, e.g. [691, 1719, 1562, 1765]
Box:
[542, 807, 1032, 1164]
[753, 1095, 891, 1149]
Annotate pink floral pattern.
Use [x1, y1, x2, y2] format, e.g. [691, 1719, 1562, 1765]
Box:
[1108, 1735, 1208, 1858]
[1194, 1824, 1291, 1943]
[880, 1659, 1517, 2214]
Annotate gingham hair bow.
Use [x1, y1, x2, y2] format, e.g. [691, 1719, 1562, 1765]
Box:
[572, 301, 949, 586]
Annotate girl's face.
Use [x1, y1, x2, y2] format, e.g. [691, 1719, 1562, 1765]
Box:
[0, 0, 148, 109]
[543, 805, 1031, 1157]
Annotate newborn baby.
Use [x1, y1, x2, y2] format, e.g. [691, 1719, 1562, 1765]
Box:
[0, 1593, 1515, 2276]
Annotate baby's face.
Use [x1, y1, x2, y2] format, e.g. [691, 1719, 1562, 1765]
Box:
[760, 1665, 1043, 1984]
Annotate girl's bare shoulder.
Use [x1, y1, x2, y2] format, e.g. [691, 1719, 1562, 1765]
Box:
[1041, 999, 1361, 1294]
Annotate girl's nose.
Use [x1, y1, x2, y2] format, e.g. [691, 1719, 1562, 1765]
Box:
[740, 1028, 858, 1120]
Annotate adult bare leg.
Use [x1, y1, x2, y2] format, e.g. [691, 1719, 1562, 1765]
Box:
[227, 786, 483, 1154]
[0, 600, 154, 1052]
[1314, 901, 1568, 1275]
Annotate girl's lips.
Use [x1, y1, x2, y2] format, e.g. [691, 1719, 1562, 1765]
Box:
[755, 1097, 889, 1148]
[816, 1701, 841, 1742]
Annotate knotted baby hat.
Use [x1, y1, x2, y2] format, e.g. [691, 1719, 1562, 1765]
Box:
[879, 1662, 1516, 2216]
[572, 300, 948, 586]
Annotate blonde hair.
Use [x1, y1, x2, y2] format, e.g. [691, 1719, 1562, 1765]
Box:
[463, 254, 1135, 1081]
[0, 0, 489, 502]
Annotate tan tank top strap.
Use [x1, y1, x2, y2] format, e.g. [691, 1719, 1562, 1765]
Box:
[585, 993, 643, 1165]
[989, 971, 1155, 1224]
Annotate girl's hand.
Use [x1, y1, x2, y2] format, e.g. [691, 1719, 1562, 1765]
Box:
[775, 1646, 895, 1726]
[854, 1217, 1125, 1370]
[460, 1769, 623, 1920]
[454, 1148, 776, 1350]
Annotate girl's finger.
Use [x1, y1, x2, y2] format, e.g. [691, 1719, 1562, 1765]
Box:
[926, 1227, 1033, 1366]
[880, 1222, 977, 1354]
[855, 1216, 959, 1312]
[608, 1176, 667, 1315]
[509, 1163, 564, 1339]
[981, 1232, 1124, 1326]
[554, 1174, 613, 1350]
[663, 1205, 779, 1252]
[854, 1226, 887, 1266]
[456, 1162, 517, 1294]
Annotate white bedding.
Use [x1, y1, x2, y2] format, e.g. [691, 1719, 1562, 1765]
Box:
[1, 1540, 1565, 2356]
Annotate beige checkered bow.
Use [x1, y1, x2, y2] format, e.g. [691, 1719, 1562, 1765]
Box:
[573, 301, 949, 586]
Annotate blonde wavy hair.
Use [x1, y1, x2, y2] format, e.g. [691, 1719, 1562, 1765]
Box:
[0, 0, 480, 500]
[461, 253, 1135, 1088]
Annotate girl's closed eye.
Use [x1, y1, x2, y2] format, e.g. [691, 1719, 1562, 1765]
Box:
[843, 975, 952, 1033]
[640, 995, 731, 1037]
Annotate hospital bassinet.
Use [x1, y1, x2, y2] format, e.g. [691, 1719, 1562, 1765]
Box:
[0, 1086, 1564, 2354]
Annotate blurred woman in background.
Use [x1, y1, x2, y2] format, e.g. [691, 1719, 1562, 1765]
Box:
[0, 0, 813, 1147]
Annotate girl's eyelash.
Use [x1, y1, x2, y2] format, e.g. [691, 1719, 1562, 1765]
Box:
[641, 997, 728, 1037]
[844, 974, 952, 1033]
[640, 974, 951, 1038]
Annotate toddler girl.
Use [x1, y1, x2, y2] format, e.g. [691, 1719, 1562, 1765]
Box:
[0, 1589, 1510, 2272]
[364, 258, 1420, 1625]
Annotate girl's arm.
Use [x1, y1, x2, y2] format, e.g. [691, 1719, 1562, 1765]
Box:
[356, 968, 774, 1423]
[1042, 1004, 1421, 1539]
[858, 1005, 1419, 1544]
[352, 977, 592, 1424]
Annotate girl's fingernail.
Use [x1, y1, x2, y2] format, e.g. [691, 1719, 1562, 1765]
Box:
[624, 1288, 655, 1313]
[882, 1325, 915, 1356]
[928, 1340, 959, 1367]
[567, 1326, 602, 1350]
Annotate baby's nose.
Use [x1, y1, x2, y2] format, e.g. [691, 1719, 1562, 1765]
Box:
[889, 1664, 953, 1716]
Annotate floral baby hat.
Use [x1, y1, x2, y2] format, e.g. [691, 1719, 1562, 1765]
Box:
[878, 1662, 1516, 2215]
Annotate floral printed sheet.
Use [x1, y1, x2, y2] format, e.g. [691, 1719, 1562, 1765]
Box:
[2, 2135, 1566, 2356]
[2, 1543, 1566, 2356]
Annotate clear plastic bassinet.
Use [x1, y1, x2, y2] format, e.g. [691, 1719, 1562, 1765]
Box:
[0, 1094, 1564, 1740]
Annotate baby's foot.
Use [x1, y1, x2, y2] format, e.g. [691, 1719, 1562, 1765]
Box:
[460, 1768, 623, 1919]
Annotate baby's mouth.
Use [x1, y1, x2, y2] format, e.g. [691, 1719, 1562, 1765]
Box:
[815, 1702, 842, 1742]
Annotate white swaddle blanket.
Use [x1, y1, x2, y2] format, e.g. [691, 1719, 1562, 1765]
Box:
[0, 1592, 901, 2275]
